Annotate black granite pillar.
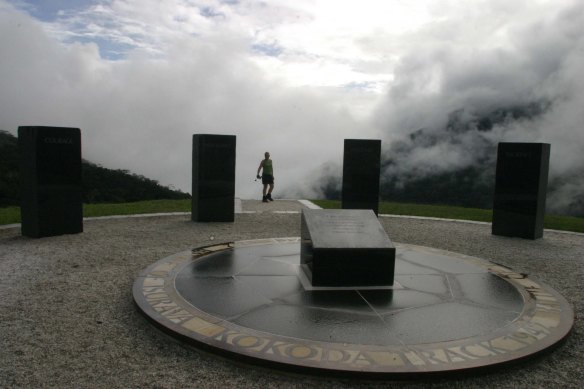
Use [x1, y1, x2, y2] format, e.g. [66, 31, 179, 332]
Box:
[492, 142, 551, 239]
[192, 134, 236, 222]
[342, 139, 381, 215]
[18, 126, 83, 238]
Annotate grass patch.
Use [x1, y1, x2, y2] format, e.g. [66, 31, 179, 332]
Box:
[311, 199, 584, 233]
[83, 199, 191, 218]
[0, 199, 191, 225]
[0, 207, 20, 225]
[1, 199, 583, 234]
[543, 214, 584, 234]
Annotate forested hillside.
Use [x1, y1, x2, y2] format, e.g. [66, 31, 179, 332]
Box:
[0, 130, 190, 207]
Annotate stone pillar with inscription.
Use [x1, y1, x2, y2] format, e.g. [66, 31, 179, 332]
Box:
[18, 126, 83, 238]
[342, 139, 381, 216]
[492, 142, 551, 239]
[192, 134, 236, 222]
[301, 209, 395, 287]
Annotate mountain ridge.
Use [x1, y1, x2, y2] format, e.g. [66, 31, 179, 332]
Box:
[0, 130, 190, 207]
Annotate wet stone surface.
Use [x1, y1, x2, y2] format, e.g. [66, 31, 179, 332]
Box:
[175, 242, 522, 345]
[135, 238, 574, 376]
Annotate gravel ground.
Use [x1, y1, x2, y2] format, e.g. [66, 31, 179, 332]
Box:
[0, 201, 583, 388]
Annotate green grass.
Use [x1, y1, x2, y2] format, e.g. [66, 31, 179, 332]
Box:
[83, 199, 191, 217]
[312, 200, 493, 222]
[311, 199, 584, 233]
[1, 198, 583, 233]
[0, 199, 191, 225]
[0, 206, 20, 225]
[542, 214, 584, 234]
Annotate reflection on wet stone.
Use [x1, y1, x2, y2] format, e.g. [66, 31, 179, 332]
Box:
[454, 273, 524, 312]
[175, 242, 528, 344]
[395, 275, 449, 295]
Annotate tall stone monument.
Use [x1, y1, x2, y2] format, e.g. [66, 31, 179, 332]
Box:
[192, 134, 236, 222]
[492, 142, 551, 239]
[342, 139, 381, 215]
[18, 126, 83, 238]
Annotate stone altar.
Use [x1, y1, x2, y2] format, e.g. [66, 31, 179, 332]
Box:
[300, 209, 395, 287]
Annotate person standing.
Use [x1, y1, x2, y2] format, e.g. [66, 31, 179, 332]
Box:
[257, 152, 274, 202]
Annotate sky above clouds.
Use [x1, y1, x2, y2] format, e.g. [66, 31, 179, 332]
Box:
[1, 0, 583, 206]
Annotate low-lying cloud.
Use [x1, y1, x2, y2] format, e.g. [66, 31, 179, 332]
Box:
[2, 0, 583, 215]
[312, 0, 584, 215]
[0, 2, 377, 199]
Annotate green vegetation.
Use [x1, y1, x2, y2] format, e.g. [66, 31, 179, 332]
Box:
[83, 199, 191, 217]
[543, 214, 584, 234]
[0, 206, 19, 225]
[81, 162, 190, 203]
[0, 199, 191, 225]
[0, 130, 190, 207]
[1, 199, 583, 234]
[311, 199, 584, 233]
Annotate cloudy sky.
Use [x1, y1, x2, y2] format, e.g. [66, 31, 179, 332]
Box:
[1, 0, 583, 204]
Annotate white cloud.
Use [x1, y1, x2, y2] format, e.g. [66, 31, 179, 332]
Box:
[1, 0, 583, 212]
[0, 0, 379, 199]
[22, 0, 441, 89]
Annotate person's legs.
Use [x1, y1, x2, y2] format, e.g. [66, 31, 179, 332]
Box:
[267, 183, 274, 201]
[262, 175, 274, 202]
[262, 184, 268, 202]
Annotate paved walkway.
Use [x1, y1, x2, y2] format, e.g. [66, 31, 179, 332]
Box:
[0, 199, 318, 231]
[1, 200, 583, 388]
[239, 199, 320, 213]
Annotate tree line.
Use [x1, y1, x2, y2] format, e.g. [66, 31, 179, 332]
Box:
[0, 130, 190, 207]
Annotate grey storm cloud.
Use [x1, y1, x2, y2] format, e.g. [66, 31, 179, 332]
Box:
[363, 1, 584, 215]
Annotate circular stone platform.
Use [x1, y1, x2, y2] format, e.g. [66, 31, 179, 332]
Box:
[133, 238, 573, 377]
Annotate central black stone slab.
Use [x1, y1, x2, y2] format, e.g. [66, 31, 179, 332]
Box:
[301, 209, 395, 287]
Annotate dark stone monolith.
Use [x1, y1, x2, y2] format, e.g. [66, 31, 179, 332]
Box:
[301, 209, 395, 287]
[492, 142, 551, 239]
[192, 134, 236, 222]
[342, 139, 381, 215]
[18, 126, 83, 238]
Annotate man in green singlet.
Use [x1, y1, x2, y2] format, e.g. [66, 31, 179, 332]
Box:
[256, 152, 274, 202]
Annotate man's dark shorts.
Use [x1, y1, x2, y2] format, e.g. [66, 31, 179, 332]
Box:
[262, 174, 274, 185]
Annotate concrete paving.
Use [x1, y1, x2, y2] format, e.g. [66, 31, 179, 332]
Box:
[1, 200, 583, 388]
